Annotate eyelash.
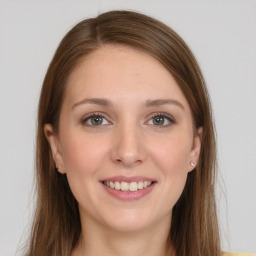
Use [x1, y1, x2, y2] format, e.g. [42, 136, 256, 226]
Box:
[148, 112, 176, 127]
[81, 112, 111, 126]
[81, 112, 176, 128]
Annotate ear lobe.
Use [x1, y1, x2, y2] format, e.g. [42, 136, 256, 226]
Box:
[189, 127, 203, 172]
[44, 124, 65, 174]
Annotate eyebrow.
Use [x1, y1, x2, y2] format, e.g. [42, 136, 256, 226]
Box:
[72, 97, 184, 110]
[145, 99, 184, 110]
[72, 98, 113, 109]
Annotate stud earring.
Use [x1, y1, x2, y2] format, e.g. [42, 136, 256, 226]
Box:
[190, 162, 196, 167]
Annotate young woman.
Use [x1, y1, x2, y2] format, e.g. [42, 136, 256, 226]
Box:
[24, 10, 253, 256]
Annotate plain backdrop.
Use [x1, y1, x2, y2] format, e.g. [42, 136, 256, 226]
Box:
[0, 1, 255, 255]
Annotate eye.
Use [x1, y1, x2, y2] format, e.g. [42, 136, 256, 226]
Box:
[82, 113, 110, 126]
[147, 113, 175, 127]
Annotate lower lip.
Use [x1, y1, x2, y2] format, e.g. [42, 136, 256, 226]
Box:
[101, 182, 156, 201]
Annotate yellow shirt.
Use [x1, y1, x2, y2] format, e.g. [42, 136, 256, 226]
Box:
[223, 253, 255, 256]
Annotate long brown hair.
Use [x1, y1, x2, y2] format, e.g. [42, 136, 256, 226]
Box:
[25, 10, 221, 256]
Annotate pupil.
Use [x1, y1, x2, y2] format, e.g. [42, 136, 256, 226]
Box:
[153, 116, 164, 125]
[92, 116, 102, 125]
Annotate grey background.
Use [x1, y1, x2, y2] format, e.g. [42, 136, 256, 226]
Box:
[0, 1, 255, 255]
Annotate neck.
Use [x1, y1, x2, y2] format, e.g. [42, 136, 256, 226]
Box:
[72, 214, 175, 256]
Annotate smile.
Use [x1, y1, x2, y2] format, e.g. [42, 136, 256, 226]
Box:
[100, 176, 157, 201]
[103, 181, 153, 192]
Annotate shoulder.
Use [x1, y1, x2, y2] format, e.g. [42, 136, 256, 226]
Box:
[223, 252, 256, 256]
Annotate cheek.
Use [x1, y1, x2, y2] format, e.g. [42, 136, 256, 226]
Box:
[60, 134, 109, 210]
[149, 135, 192, 175]
[61, 134, 107, 175]
[148, 134, 192, 206]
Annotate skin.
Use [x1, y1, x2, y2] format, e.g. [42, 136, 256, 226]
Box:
[45, 45, 202, 256]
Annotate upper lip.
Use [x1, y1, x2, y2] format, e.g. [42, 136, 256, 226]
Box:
[100, 176, 156, 183]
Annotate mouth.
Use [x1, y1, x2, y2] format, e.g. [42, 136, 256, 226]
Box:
[100, 176, 157, 201]
[101, 180, 155, 192]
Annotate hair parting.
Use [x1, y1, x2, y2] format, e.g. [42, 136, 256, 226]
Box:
[23, 10, 221, 256]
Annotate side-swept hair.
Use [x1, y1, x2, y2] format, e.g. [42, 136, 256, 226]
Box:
[25, 10, 220, 256]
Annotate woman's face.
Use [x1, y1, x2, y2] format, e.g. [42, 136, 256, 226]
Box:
[45, 45, 202, 233]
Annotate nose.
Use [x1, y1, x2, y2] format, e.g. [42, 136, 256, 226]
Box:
[111, 123, 146, 168]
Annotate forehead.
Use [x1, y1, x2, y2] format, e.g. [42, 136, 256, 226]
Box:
[65, 44, 189, 108]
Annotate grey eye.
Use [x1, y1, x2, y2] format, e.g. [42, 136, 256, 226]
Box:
[152, 116, 165, 125]
[147, 114, 175, 127]
[90, 116, 103, 125]
[83, 115, 110, 126]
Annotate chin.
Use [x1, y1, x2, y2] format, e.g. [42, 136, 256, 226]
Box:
[101, 208, 156, 233]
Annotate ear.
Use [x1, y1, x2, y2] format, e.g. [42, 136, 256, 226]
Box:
[44, 124, 65, 174]
[188, 126, 203, 172]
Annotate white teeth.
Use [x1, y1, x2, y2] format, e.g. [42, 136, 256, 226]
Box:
[121, 182, 129, 191]
[129, 182, 138, 192]
[114, 181, 120, 190]
[110, 181, 114, 188]
[138, 181, 144, 190]
[103, 180, 153, 192]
